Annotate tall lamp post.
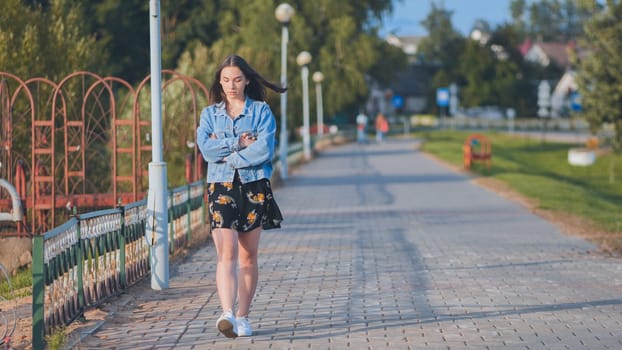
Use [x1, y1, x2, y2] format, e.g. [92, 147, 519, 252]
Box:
[148, 0, 168, 290]
[297, 51, 312, 160]
[275, 3, 294, 180]
[312, 71, 324, 137]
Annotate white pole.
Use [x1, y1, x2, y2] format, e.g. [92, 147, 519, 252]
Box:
[148, 0, 169, 290]
[279, 25, 289, 179]
[315, 81, 324, 137]
[301, 65, 311, 160]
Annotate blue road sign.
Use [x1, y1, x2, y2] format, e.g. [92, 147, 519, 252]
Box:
[570, 92, 582, 112]
[437, 87, 449, 107]
[392, 95, 404, 109]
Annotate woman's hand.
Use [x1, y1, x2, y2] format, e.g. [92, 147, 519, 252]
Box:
[208, 133, 229, 162]
[238, 132, 256, 149]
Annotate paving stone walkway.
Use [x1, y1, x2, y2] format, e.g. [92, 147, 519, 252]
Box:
[75, 138, 622, 349]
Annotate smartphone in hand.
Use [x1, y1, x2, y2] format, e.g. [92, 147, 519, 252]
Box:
[240, 131, 257, 140]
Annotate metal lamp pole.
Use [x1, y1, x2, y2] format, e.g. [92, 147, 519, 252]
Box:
[148, 0, 169, 290]
[312, 71, 324, 137]
[275, 3, 294, 180]
[297, 51, 312, 160]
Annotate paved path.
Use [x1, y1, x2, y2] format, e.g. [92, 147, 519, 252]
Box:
[75, 138, 622, 349]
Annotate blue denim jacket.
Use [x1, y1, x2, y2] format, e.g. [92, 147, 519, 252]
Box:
[196, 97, 276, 183]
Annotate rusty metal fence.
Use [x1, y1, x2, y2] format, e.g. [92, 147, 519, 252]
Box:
[0, 71, 208, 237]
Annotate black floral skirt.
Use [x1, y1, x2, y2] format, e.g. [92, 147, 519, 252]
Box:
[208, 175, 283, 232]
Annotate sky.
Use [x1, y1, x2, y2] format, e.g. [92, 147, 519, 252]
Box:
[381, 0, 529, 37]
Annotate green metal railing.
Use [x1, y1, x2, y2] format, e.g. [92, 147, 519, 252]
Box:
[32, 180, 206, 349]
[168, 182, 206, 253]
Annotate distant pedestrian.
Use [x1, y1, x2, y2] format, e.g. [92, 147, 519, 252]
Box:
[356, 111, 368, 143]
[375, 113, 389, 142]
[197, 54, 284, 338]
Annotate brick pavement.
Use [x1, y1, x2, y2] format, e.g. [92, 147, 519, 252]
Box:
[75, 138, 622, 349]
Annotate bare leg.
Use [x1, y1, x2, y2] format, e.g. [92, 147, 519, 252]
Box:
[212, 228, 239, 313]
[236, 227, 261, 317]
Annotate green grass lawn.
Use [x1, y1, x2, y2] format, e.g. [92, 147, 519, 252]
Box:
[417, 129, 622, 253]
[0, 266, 32, 299]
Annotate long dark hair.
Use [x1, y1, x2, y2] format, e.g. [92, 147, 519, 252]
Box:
[209, 54, 286, 104]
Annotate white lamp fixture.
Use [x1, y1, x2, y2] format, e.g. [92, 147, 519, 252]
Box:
[312, 71, 325, 137]
[275, 3, 294, 180]
[297, 51, 312, 160]
[275, 3, 294, 24]
[296, 51, 312, 67]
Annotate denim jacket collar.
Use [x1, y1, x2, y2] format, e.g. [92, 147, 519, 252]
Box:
[214, 96, 254, 119]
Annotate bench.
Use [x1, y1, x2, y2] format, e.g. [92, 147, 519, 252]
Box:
[463, 134, 491, 169]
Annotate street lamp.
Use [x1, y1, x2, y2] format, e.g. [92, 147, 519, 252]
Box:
[297, 51, 312, 160]
[312, 71, 324, 137]
[275, 3, 294, 180]
[147, 0, 168, 290]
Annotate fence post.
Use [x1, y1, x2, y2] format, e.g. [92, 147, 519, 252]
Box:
[76, 216, 84, 310]
[32, 235, 45, 350]
[119, 205, 127, 288]
[186, 184, 192, 243]
[168, 191, 174, 254]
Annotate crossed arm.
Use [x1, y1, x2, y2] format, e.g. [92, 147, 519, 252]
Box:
[196, 107, 275, 169]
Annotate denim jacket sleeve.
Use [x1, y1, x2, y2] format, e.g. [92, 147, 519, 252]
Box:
[196, 107, 240, 163]
[226, 103, 276, 169]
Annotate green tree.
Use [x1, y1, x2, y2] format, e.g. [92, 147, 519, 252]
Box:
[415, 2, 466, 112]
[458, 41, 498, 107]
[173, 0, 405, 127]
[284, 0, 406, 118]
[488, 23, 537, 116]
[417, 2, 465, 69]
[83, 0, 150, 83]
[511, 0, 528, 25]
[81, 0, 221, 84]
[0, 0, 108, 80]
[414, 0, 593, 116]
[575, 0, 622, 150]
[0, 0, 113, 196]
[527, 0, 594, 41]
[528, 0, 563, 40]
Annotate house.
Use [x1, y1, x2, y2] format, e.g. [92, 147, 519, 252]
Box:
[522, 40, 575, 69]
[521, 40, 581, 117]
[385, 35, 424, 64]
[550, 70, 579, 117]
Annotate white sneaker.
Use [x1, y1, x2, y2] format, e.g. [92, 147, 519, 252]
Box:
[236, 316, 253, 337]
[216, 311, 237, 338]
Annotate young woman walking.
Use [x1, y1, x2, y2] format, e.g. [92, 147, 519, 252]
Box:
[197, 54, 284, 338]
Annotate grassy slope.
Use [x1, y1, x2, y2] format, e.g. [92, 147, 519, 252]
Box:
[418, 129, 622, 254]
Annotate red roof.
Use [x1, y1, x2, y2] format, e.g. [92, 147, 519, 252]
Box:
[537, 42, 572, 68]
[519, 39, 532, 56]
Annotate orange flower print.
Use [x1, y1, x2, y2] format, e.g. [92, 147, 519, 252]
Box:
[223, 182, 234, 191]
[246, 209, 257, 226]
[216, 194, 234, 205]
[246, 192, 265, 204]
[212, 211, 223, 227]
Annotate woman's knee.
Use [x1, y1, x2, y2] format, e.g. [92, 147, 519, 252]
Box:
[218, 250, 238, 263]
[213, 228, 239, 260]
[238, 249, 258, 267]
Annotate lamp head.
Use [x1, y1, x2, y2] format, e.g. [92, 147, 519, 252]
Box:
[296, 51, 312, 66]
[312, 71, 324, 83]
[275, 3, 294, 24]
